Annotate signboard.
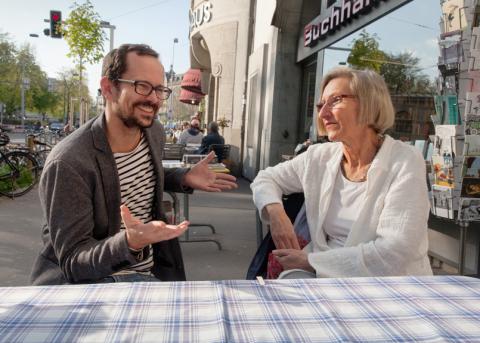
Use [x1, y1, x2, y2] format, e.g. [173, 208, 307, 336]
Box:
[189, 1, 212, 31]
[297, 0, 413, 62]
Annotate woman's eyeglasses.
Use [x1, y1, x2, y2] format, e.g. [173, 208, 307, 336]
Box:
[316, 94, 356, 112]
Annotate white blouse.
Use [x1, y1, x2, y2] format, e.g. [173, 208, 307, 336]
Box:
[251, 135, 433, 277]
[323, 172, 367, 249]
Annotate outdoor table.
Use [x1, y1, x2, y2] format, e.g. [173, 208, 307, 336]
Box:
[0, 276, 479, 342]
[162, 160, 226, 249]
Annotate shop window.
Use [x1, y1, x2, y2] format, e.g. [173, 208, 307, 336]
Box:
[298, 61, 317, 141]
[395, 119, 413, 134]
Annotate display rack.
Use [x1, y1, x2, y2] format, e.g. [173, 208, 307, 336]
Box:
[430, 0, 480, 274]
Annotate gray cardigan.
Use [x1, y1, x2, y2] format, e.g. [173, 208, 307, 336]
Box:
[30, 114, 189, 285]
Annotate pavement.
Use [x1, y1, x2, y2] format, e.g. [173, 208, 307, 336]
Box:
[0, 177, 257, 286]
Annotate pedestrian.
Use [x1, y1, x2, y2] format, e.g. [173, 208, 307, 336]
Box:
[251, 66, 432, 279]
[30, 43, 237, 285]
[178, 118, 203, 145]
[197, 121, 225, 159]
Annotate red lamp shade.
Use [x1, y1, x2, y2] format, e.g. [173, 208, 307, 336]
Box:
[181, 68, 204, 95]
[179, 88, 204, 105]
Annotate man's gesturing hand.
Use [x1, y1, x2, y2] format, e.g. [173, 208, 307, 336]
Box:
[183, 151, 237, 192]
[121, 205, 189, 250]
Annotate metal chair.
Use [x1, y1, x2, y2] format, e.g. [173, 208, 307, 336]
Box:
[163, 143, 185, 160]
[208, 144, 230, 162]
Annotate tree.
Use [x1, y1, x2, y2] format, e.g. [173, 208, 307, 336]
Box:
[0, 33, 18, 116]
[381, 52, 435, 95]
[347, 31, 435, 95]
[32, 86, 61, 118]
[347, 30, 386, 73]
[60, 1, 106, 98]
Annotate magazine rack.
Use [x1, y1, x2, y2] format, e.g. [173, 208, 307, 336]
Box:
[429, 1, 480, 275]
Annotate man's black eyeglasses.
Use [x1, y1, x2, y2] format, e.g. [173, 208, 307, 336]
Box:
[116, 79, 172, 100]
[316, 94, 356, 112]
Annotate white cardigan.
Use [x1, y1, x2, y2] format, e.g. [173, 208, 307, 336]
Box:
[251, 135, 433, 277]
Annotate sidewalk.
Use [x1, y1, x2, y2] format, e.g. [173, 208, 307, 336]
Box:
[0, 178, 257, 286]
[180, 177, 258, 280]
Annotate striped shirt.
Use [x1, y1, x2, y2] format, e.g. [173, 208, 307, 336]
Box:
[114, 133, 156, 274]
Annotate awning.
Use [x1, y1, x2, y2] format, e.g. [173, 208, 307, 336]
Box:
[179, 88, 203, 105]
[181, 68, 204, 95]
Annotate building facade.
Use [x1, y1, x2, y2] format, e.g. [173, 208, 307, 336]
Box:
[188, 0, 437, 178]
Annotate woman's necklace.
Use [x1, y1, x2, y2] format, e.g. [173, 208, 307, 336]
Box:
[341, 135, 384, 182]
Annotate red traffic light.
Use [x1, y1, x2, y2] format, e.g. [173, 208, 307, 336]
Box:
[49, 10, 62, 38]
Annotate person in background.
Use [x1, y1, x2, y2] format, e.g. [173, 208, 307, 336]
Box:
[30, 43, 237, 285]
[173, 126, 182, 142]
[178, 118, 203, 145]
[181, 121, 190, 132]
[251, 66, 432, 279]
[197, 121, 225, 157]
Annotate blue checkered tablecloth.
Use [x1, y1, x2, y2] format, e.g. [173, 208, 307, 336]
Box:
[0, 276, 479, 342]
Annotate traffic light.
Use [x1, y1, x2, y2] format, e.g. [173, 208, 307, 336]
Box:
[50, 10, 62, 38]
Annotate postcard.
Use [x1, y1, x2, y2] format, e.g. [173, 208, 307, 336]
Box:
[465, 135, 480, 155]
[432, 155, 455, 188]
[441, 0, 467, 33]
[458, 198, 480, 221]
[460, 157, 480, 198]
[432, 185, 455, 219]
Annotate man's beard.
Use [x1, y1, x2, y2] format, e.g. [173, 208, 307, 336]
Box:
[120, 101, 158, 129]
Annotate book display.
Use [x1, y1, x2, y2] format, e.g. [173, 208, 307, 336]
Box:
[431, 0, 480, 223]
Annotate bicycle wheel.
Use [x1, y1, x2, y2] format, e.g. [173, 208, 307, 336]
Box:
[0, 151, 39, 197]
[35, 148, 52, 169]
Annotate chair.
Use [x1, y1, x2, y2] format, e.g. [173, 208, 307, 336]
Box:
[163, 143, 185, 160]
[163, 192, 180, 224]
[248, 193, 305, 279]
[208, 144, 230, 162]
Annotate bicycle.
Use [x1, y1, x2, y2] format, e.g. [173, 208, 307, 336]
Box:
[26, 134, 52, 169]
[0, 132, 40, 197]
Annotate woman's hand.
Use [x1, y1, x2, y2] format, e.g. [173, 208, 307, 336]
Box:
[272, 249, 314, 272]
[264, 203, 300, 249]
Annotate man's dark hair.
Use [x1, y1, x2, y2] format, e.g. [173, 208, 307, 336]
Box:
[102, 44, 159, 81]
[208, 121, 219, 134]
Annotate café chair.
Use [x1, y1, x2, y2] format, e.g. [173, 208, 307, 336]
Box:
[163, 143, 185, 160]
[247, 193, 305, 279]
[163, 191, 180, 224]
[208, 144, 231, 163]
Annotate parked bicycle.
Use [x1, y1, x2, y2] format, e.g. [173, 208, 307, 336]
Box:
[0, 132, 40, 197]
[26, 134, 52, 169]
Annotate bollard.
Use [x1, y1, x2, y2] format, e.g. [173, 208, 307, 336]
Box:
[27, 135, 35, 153]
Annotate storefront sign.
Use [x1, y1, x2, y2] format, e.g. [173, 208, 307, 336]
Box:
[297, 0, 412, 62]
[189, 1, 212, 31]
[304, 0, 387, 47]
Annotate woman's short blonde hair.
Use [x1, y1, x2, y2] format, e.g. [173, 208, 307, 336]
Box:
[317, 66, 395, 136]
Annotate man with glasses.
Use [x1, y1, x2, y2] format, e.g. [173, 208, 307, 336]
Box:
[31, 44, 237, 285]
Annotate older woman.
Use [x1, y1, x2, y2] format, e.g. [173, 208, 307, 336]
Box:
[251, 67, 432, 278]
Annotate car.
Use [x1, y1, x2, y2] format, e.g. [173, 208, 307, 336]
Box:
[49, 122, 64, 133]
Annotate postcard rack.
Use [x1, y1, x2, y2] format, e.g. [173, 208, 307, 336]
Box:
[429, 0, 480, 274]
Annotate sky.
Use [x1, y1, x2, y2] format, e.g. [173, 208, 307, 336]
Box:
[0, 0, 441, 98]
[0, 0, 191, 97]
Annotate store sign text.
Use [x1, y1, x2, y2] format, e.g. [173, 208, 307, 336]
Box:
[190, 1, 212, 31]
[304, 0, 387, 47]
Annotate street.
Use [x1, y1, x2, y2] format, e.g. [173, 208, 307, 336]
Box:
[0, 178, 258, 286]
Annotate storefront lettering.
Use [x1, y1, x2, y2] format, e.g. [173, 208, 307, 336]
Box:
[189, 1, 212, 31]
[304, 0, 387, 47]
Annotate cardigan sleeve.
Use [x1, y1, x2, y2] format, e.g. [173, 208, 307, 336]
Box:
[40, 159, 139, 283]
[307, 148, 432, 277]
[251, 152, 307, 223]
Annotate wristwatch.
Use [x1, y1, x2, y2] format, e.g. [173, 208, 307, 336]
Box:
[128, 247, 144, 261]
